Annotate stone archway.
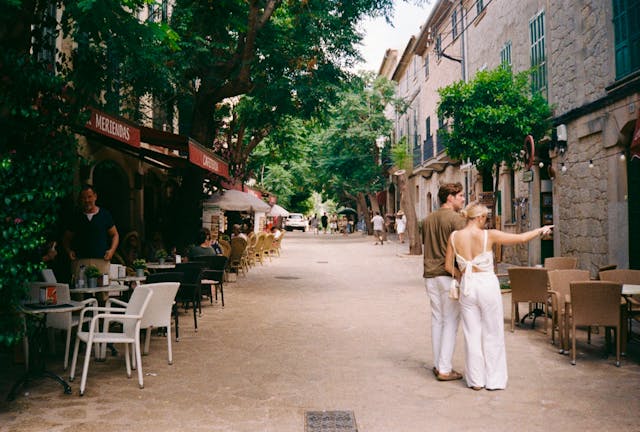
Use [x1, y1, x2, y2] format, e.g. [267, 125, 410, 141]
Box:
[92, 160, 131, 235]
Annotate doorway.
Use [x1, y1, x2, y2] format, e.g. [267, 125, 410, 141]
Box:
[92, 160, 130, 234]
[629, 156, 640, 269]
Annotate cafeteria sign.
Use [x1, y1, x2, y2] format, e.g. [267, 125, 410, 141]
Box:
[188, 139, 229, 178]
[522, 170, 534, 182]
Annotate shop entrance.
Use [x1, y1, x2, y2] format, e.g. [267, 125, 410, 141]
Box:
[629, 156, 640, 269]
[93, 160, 130, 234]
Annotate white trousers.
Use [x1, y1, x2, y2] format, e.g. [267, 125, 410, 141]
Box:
[425, 276, 460, 374]
[459, 272, 508, 389]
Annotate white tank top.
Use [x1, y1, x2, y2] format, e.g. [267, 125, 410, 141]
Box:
[451, 230, 494, 295]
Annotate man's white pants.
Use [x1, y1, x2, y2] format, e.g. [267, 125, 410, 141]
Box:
[425, 276, 460, 374]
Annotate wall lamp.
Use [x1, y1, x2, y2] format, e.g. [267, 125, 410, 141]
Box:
[553, 124, 568, 155]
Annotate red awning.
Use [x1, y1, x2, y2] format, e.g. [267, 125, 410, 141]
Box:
[85, 108, 229, 178]
[86, 108, 140, 148]
[188, 140, 229, 178]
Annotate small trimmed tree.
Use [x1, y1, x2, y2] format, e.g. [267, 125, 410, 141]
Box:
[437, 66, 552, 220]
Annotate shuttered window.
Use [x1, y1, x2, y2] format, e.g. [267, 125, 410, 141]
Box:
[613, 0, 640, 79]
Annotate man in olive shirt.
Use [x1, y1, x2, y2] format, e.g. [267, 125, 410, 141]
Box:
[423, 182, 465, 381]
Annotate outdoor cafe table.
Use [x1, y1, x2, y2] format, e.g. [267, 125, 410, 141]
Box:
[7, 301, 85, 401]
[146, 262, 176, 271]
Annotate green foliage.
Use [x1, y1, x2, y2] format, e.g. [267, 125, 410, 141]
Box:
[132, 259, 147, 270]
[314, 74, 398, 202]
[390, 136, 412, 172]
[84, 265, 101, 279]
[0, 52, 78, 346]
[437, 66, 552, 176]
[0, 0, 173, 346]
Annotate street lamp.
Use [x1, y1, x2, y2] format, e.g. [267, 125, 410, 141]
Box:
[375, 136, 386, 165]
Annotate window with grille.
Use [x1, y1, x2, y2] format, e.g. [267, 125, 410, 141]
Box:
[424, 54, 430, 78]
[529, 11, 547, 96]
[436, 34, 442, 59]
[452, 9, 458, 39]
[500, 40, 512, 68]
[613, 0, 640, 79]
[477, 0, 485, 14]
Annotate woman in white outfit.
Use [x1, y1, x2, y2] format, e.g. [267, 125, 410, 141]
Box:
[445, 203, 553, 391]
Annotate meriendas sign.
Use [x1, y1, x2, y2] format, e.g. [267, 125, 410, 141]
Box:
[86, 108, 141, 147]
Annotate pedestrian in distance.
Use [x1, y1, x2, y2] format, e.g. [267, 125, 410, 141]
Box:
[396, 210, 407, 243]
[422, 182, 466, 382]
[371, 211, 385, 245]
[321, 212, 329, 234]
[445, 202, 553, 391]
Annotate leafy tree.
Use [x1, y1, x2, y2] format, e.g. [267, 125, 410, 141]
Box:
[314, 74, 398, 231]
[437, 66, 553, 198]
[169, 0, 396, 166]
[437, 67, 552, 231]
[390, 137, 421, 254]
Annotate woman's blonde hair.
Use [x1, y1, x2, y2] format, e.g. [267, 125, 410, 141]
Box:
[460, 202, 489, 220]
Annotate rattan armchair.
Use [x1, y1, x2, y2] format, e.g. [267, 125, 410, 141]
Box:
[507, 267, 550, 333]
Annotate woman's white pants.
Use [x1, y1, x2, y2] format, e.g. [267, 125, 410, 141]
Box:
[459, 272, 508, 389]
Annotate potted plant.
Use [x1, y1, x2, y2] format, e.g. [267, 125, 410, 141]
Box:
[84, 265, 102, 288]
[132, 259, 147, 277]
[155, 248, 168, 265]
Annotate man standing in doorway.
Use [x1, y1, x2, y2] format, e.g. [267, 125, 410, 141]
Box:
[371, 211, 385, 245]
[63, 184, 119, 276]
[423, 182, 465, 381]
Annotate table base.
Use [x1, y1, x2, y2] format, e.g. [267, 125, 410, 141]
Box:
[7, 369, 72, 401]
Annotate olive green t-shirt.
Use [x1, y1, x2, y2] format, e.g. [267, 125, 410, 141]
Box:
[422, 208, 465, 278]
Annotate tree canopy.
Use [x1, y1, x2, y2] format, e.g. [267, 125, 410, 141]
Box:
[437, 66, 553, 178]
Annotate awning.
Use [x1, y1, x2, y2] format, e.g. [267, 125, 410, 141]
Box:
[86, 108, 229, 178]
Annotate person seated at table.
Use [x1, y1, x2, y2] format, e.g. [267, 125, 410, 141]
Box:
[270, 226, 282, 240]
[118, 231, 141, 268]
[231, 224, 248, 240]
[145, 231, 167, 262]
[187, 228, 221, 261]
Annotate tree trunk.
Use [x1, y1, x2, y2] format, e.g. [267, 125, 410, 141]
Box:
[356, 192, 370, 234]
[368, 192, 381, 235]
[398, 173, 422, 255]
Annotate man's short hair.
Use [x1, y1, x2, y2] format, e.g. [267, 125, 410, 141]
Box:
[438, 182, 463, 205]
[197, 227, 211, 244]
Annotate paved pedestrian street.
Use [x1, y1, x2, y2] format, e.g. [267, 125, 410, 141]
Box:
[1, 232, 639, 431]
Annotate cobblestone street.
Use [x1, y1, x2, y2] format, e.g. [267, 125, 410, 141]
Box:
[1, 232, 639, 431]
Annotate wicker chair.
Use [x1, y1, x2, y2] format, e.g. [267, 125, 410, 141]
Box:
[218, 239, 231, 258]
[568, 281, 622, 366]
[270, 231, 284, 257]
[229, 237, 247, 279]
[544, 257, 578, 270]
[252, 233, 267, 265]
[547, 269, 590, 352]
[245, 233, 258, 268]
[262, 234, 275, 262]
[598, 269, 640, 340]
[507, 267, 550, 333]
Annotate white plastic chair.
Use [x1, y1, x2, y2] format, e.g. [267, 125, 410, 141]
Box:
[29, 282, 97, 370]
[69, 285, 153, 396]
[139, 282, 180, 364]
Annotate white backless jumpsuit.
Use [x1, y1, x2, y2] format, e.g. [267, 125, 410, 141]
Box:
[451, 230, 508, 390]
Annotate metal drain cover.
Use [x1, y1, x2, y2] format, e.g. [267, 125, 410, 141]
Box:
[305, 411, 357, 432]
[316, 261, 329, 264]
[274, 276, 301, 280]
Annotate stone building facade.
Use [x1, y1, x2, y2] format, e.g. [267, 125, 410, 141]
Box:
[382, 0, 639, 270]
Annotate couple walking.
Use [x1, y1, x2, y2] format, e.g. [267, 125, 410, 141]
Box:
[423, 183, 552, 390]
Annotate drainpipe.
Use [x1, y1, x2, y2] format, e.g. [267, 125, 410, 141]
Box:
[460, 0, 466, 82]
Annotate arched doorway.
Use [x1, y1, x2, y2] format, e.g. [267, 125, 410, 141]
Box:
[628, 155, 640, 269]
[92, 160, 130, 235]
